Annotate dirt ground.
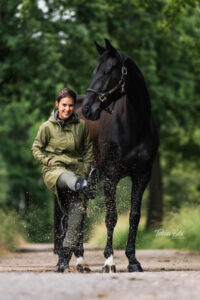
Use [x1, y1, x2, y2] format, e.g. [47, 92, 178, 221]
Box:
[0, 243, 200, 272]
[0, 244, 200, 299]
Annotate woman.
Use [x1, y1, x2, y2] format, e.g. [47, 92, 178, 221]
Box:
[32, 88, 97, 272]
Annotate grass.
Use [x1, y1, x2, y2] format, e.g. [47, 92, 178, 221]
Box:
[89, 205, 200, 252]
[0, 209, 26, 254]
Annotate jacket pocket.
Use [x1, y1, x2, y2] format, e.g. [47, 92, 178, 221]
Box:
[50, 157, 64, 167]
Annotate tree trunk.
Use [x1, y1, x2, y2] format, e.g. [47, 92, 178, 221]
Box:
[146, 151, 163, 229]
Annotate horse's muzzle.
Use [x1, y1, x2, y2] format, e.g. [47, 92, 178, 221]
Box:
[82, 101, 102, 121]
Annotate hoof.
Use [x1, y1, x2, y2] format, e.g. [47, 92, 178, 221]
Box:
[128, 263, 143, 272]
[83, 264, 91, 273]
[75, 264, 84, 273]
[102, 265, 117, 273]
[75, 264, 91, 273]
[56, 263, 70, 273]
[63, 266, 71, 273]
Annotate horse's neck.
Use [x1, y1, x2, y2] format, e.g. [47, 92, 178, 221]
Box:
[113, 93, 147, 134]
[109, 63, 152, 149]
[125, 59, 151, 129]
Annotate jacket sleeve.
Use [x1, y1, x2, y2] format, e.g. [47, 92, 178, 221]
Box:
[82, 123, 94, 178]
[32, 123, 50, 166]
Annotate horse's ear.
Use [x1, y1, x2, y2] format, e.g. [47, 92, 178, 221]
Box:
[94, 41, 106, 55]
[105, 39, 117, 54]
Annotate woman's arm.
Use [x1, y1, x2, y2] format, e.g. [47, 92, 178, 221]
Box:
[32, 123, 51, 166]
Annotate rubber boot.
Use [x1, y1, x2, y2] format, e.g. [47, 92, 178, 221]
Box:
[75, 178, 94, 199]
[75, 168, 99, 199]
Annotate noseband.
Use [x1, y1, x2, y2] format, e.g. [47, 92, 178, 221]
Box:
[86, 51, 127, 114]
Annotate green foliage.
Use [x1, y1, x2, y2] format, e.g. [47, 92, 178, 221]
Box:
[0, 208, 26, 252]
[89, 205, 200, 252]
[0, 155, 9, 207]
[0, 0, 200, 245]
[163, 161, 200, 210]
[24, 197, 54, 242]
[159, 0, 200, 30]
[105, 0, 200, 133]
[84, 177, 140, 240]
[137, 205, 200, 251]
[84, 182, 105, 240]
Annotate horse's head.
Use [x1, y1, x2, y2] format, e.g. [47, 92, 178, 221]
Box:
[82, 39, 127, 121]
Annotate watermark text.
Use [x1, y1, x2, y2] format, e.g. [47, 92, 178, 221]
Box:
[154, 229, 184, 239]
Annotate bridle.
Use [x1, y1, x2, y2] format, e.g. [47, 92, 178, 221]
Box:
[86, 51, 128, 114]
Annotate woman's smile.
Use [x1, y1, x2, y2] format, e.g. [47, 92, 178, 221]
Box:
[56, 97, 75, 120]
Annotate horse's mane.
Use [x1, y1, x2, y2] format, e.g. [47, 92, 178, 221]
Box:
[126, 57, 152, 117]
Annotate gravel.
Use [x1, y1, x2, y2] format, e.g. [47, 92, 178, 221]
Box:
[0, 244, 200, 300]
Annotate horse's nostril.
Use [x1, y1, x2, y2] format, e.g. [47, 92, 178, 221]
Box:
[85, 106, 89, 113]
[82, 105, 90, 117]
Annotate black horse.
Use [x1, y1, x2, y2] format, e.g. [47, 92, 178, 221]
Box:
[81, 39, 159, 272]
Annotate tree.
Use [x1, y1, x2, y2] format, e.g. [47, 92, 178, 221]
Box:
[0, 0, 199, 240]
[0, 0, 110, 240]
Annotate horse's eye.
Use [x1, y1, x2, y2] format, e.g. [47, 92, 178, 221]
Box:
[103, 69, 110, 75]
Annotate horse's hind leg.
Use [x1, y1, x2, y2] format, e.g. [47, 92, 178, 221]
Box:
[102, 178, 118, 273]
[126, 169, 151, 272]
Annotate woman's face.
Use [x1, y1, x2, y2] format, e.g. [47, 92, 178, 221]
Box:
[56, 97, 75, 120]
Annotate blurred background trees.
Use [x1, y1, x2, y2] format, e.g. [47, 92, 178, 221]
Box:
[0, 0, 199, 248]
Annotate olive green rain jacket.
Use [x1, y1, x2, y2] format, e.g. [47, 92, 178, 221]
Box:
[32, 110, 94, 196]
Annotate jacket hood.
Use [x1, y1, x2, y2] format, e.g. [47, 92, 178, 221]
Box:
[49, 109, 80, 127]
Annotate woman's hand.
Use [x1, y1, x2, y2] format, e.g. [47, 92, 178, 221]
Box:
[47, 158, 52, 167]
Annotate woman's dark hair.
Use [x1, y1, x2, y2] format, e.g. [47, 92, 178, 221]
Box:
[56, 88, 77, 104]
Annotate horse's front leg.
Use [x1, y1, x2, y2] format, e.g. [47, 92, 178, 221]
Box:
[102, 178, 118, 273]
[126, 170, 151, 272]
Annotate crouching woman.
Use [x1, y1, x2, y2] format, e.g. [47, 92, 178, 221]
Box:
[32, 88, 97, 272]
